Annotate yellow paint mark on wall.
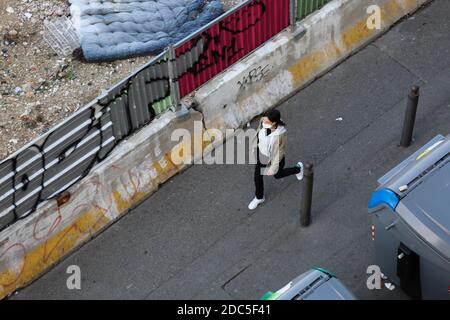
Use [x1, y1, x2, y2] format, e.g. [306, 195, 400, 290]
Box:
[0, 207, 108, 299]
[382, 0, 402, 20]
[289, 17, 376, 87]
[341, 19, 375, 51]
[289, 0, 420, 88]
[129, 191, 147, 208]
[112, 190, 132, 214]
[0, 269, 22, 289]
[202, 135, 213, 150]
[289, 43, 341, 87]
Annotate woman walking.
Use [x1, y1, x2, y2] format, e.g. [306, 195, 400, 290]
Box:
[248, 109, 304, 210]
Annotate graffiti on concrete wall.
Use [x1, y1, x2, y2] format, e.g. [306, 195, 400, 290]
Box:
[0, 104, 115, 231]
[0, 56, 171, 232]
[237, 64, 272, 90]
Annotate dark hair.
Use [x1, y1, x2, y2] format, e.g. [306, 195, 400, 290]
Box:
[265, 109, 286, 126]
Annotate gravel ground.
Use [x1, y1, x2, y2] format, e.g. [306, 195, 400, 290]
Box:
[0, 0, 239, 160]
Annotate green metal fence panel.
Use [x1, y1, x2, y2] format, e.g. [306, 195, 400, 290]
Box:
[297, 0, 331, 20]
[152, 96, 173, 116]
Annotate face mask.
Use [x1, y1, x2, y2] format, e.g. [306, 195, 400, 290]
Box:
[262, 122, 272, 129]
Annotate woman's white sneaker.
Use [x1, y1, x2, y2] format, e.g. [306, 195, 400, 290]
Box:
[296, 162, 304, 180]
[248, 197, 265, 210]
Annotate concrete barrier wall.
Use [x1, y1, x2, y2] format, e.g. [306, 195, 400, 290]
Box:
[0, 0, 428, 299]
[0, 109, 211, 298]
[194, 0, 429, 131]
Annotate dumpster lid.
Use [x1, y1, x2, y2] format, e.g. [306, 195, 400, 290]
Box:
[396, 161, 450, 260]
[378, 134, 449, 197]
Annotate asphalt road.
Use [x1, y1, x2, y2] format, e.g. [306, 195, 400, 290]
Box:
[12, 0, 450, 300]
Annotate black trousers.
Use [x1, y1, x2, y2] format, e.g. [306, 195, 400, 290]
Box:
[254, 156, 300, 200]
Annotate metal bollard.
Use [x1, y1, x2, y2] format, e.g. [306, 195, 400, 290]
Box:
[300, 163, 314, 227]
[289, 0, 297, 30]
[400, 86, 420, 148]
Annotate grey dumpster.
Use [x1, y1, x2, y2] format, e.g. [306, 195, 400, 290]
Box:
[261, 268, 356, 300]
[368, 134, 450, 300]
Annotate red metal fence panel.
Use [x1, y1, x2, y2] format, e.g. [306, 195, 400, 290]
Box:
[174, 0, 290, 98]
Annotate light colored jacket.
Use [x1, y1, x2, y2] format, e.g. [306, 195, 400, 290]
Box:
[252, 118, 287, 174]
